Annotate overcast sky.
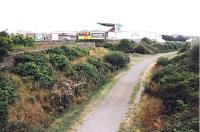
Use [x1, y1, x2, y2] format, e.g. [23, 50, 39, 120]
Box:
[0, 0, 200, 35]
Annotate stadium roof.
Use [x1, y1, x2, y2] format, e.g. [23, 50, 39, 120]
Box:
[97, 22, 122, 27]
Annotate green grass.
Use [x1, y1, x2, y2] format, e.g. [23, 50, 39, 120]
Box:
[129, 83, 140, 104]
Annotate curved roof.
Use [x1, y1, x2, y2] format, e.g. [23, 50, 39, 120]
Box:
[97, 22, 122, 27]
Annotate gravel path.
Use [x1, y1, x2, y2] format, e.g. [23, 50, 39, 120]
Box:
[77, 53, 175, 132]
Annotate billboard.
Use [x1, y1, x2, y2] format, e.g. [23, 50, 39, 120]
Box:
[34, 33, 44, 41]
[77, 32, 105, 40]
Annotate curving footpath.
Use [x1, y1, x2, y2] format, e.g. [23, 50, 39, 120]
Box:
[77, 53, 175, 132]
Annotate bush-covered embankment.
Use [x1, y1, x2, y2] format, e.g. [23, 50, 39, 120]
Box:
[123, 44, 199, 131]
[96, 38, 184, 54]
[0, 45, 130, 131]
[0, 31, 35, 62]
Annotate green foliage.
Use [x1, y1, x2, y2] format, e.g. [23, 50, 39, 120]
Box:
[11, 34, 35, 46]
[157, 57, 170, 66]
[172, 108, 199, 132]
[47, 47, 65, 55]
[103, 51, 130, 68]
[140, 37, 153, 44]
[146, 50, 199, 131]
[191, 44, 199, 64]
[179, 42, 191, 53]
[0, 31, 12, 61]
[13, 53, 54, 88]
[103, 43, 118, 51]
[60, 46, 89, 60]
[118, 39, 134, 53]
[49, 54, 69, 70]
[133, 44, 154, 54]
[87, 56, 114, 74]
[72, 63, 99, 82]
[0, 74, 16, 130]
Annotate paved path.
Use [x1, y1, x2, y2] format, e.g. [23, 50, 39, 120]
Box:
[77, 53, 174, 132]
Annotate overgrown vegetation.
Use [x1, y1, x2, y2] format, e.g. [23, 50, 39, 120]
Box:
[143, 44, 199, 131]
[0, 32, 13, 61]
[96, 38, 184, 54]
[0, 31, 35, 62]
[103, 51, 130, 68]
[0, 46, 130, 131]
[120, 44, 199, 132]
[0, 73, 16, 130]
[13, 53, 54, 88]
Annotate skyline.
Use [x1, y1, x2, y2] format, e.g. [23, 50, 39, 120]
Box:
[0, 0, 200, 36]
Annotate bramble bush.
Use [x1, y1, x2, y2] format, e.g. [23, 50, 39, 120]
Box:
[72, 63, 100, 84]
[47, 47, 65, 55]
[13, 53, 54, 88]
[87, 56, 114, 75]
[133, 44, 154, 54]
[11, 34, 35, 47]
[156, 57, 171, 66]
[0, 31, 12, 62]
[0, 74, 16, 130]
[49, 54, 69, 70]
[191, 44, 199, 64]
[118, 39, 135, 53]
[60, 46, 89, 60]
[103, 51, 130, 68]
[179, 42, 191, 53]
[140, 37, 153, 44]
[145, 47, 199, 131]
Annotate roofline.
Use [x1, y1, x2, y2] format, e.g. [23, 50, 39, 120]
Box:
[97, 22, 122, 27]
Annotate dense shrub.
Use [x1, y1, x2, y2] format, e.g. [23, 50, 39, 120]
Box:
[157, 57, 170, 66]
[47, 47, 65, 55]
[172, 108, 199, 132]
[104, 43, 118, 51]
[0, 74, 16, 130]
[141, 37, 153, 44]
[60, 46, 89, 60]
[146, 49, 199, 131]
[191, 44, 199, 64]
[11, 34, 35, 46]
[118, 39, 134, 53]
[49, 54, 69, 70]
[87, 56, 114, 75]
[0, 31, 12, 62]
[13, 53, 54, 88]
[71, 63, 102, 85]
[179, 42, 191, 53]
[133, 44, 154, 54]
[103, 51, 130, 68]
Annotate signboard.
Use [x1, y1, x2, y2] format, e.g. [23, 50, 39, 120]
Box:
[34, 33, 44, 41]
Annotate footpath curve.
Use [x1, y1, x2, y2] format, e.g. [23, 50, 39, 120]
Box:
[77, 53, 175, 132]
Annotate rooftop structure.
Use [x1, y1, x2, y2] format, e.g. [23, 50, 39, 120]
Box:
[97, 22, 122, 33]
